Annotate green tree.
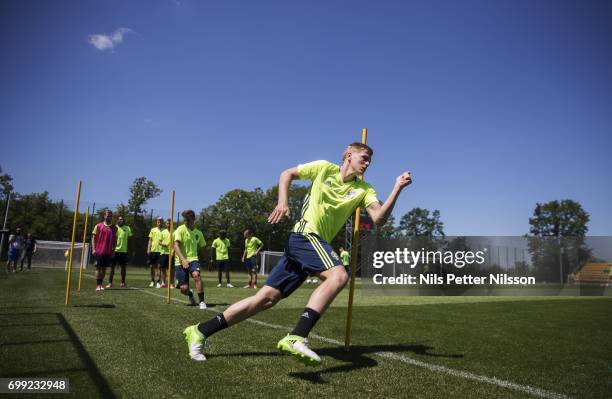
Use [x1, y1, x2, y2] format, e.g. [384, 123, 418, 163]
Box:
[127, 177, 162, 222]
[118, 178, 161, 266]
[0, 166, 13, 199]
[398, 208, 445, 237]
[527, 199, 591, 282]
[5, 192, 76, 241]
[375, 214, 398, 239]
[529, 200, 589, 237]
[198, 185, 310, 262]
[1, 166, 13, 238]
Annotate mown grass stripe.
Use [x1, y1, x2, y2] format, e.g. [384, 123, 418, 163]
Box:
[129, 286, 573, 399]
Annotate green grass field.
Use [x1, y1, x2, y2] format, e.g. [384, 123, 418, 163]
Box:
[1, 267, 610, 398]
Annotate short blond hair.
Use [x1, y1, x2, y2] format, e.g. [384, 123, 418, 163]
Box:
[343, 142, 374, 162]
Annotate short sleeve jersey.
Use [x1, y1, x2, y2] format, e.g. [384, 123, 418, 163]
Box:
[148, 227, 163, 253]
[25, 238, 36, 252]
[115, 225, 132, 253]
[340, 250, 350, 266]
[92, 222, 116, 255]
[159, 228, 172, 255]
[212, 238, 231, 260]
[174, 224, 206, 265]
[9, 235, 24, 250]
[293, 160, 379, 243]
[244, 237, 262, 258]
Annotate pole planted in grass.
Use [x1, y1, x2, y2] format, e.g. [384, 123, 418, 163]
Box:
[166, 191, 175, 304]
[65, 181, 82, 305]
[77, 206, 90, 294]
[344, 128, 367, 350]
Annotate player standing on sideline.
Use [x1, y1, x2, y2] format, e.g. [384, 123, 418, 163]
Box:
[91, 210, 117, 291]
[183, 142, 412, 362]
[107, 215, 131, 288]
[147, 217, 163, 288]
[158, 218, 173, 288]
[241, 229, 263, 289]
[174, 210, 207, 309]
[6, 227, 24, 273]
[211, 231, 233, 288]
[20, 233, 37, 271]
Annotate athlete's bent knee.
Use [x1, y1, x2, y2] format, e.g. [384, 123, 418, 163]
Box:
[257, 290, 281, 310]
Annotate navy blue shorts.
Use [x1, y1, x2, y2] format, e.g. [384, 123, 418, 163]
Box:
[148, 252, 161, 266]
[175, 261, 201, 286]
[216, 259, 229, 270]
[244, 256, 257, 271]
[158, 254, 170, 269]
[265, 233, 344, 297]
[96, 254, 113, 268]
[112, 252, 128, 267]
[7, 248, 20, 261]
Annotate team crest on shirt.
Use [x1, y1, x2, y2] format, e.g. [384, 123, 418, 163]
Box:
[331, 251, 340, 260]
[346, 189, 357, 199]
[324, 179, 333, 187]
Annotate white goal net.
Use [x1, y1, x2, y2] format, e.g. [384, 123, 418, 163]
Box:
[33, 241, 90, 269]
[259, 251, 284, 276]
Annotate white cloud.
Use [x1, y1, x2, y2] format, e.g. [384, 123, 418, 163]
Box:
[88, 28, 132, 51]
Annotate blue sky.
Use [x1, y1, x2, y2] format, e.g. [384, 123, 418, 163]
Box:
[1, 0, 611, 235]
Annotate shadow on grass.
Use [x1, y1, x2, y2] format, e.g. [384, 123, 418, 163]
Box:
[73, 304, 116, 308]
[212, 342, 462, 384]
[0, 312, 116, 398]
[2, 338, 71, 346]
[2, 322, 64, 327]
[56, 313, 117, 398]
[288, 343, 463, 384]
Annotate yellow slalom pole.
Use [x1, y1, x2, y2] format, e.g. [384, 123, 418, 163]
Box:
[65, 181, 82, 305]
[77, 206, 90, 294]
[166, 191, 175, 304]
[344, 128, 367, 350]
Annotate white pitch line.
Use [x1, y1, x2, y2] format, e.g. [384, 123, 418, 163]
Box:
[118, 286, 573, 399]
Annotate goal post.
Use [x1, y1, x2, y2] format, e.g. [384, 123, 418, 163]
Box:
[259, 251, 284, 276]
[34, 240, 90, 270]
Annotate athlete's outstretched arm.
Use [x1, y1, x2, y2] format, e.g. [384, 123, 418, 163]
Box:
[366, 171, 412, 226]
[268, 167, 300, 224]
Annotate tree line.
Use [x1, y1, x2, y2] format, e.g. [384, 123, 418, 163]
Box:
[0, 166, 594, 280]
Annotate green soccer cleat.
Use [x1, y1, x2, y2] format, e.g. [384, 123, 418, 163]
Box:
[183, 325, 207, 361]
[277, 334, 321, 366]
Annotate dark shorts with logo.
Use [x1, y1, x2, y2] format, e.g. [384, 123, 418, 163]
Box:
[265, 233, 344, 298]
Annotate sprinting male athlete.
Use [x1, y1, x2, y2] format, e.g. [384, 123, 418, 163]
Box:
[183, 142, 412, 363]
[174, 210, 207, 310]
